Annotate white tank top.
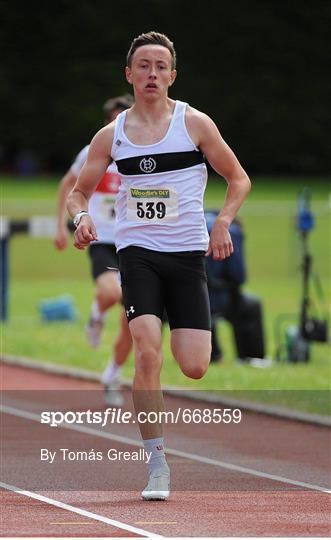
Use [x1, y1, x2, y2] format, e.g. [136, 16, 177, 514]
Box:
[111, 100, 209, 252]
[71, 146, 121, 244]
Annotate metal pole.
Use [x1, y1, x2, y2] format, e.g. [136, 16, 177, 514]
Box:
[0, 218, 9, 321]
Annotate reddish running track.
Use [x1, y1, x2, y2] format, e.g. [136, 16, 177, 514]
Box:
[1, 362, 330, 537]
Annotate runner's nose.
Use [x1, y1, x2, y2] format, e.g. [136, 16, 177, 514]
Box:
[149, 66, 157, 78]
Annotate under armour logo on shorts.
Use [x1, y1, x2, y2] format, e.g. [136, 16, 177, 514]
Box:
[126, 305, 135, 317]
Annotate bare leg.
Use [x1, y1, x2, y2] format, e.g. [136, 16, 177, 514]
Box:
[113, 308, 132, 366]
[101, 303, 132, 410]
[87, 271, 122, 348]
[171, 328, 211, 379]
[95, 276, 131, 409]
[95, 271, 121, 314]
[129, 314, 164, 440]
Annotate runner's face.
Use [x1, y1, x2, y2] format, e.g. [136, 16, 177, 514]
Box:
[126, 45, 176, 99]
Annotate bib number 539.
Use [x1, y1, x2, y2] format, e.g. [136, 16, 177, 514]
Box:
[136, 201, 166, 219]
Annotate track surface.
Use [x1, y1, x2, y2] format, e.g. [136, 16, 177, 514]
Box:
[1, 362, 330, 537]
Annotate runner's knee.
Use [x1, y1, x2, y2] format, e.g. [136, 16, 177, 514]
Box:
[96, 282, 121, 307]
[136, 345, 162, 374]
[180, 360, 209, 380]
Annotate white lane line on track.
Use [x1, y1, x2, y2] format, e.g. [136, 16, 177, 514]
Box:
[2, 404, 331, 495]
[0, 481, 163, 538]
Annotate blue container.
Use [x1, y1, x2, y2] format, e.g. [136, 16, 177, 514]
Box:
[39, 295, 77, 322]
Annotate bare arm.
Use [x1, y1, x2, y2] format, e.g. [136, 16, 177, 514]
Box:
[54, 169, 77, 250]
[67, 124, 114, 250]
[186, 108, 251, 260]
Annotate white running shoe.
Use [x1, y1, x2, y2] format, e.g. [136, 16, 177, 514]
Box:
[236, 357, 273, 368]
[85, 318, 104, 348]
[141, 468, 170, 501]
[104, 378, 124, 408]
[249, 357, 273, 368]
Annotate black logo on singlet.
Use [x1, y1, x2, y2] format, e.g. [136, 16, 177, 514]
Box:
[139, 157, 157, 173]
[115, 139, 122, 146]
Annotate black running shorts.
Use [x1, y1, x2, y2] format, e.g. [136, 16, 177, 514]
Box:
[88, 243, 119, 280]
[118, 246, 211, 330]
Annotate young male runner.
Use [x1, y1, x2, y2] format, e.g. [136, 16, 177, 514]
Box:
[67, 31, 251, 500]
[54, 94, 133, 406]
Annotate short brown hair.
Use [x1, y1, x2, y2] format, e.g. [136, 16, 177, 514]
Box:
[127, 31, 176, 69]
[103, 93, 134, 121]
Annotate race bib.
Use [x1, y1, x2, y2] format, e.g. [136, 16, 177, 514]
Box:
[100, 196, 116, 220]
[126, 187, 178, 222]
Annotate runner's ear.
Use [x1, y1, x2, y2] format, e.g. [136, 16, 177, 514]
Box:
[125, 66, 133, 85]
[169, 70, 177, 86]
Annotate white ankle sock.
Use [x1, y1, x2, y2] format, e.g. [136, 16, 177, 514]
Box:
[91, 301, 107, 321]
[101, 360, 121, 385]
[143, 437, 169, 473]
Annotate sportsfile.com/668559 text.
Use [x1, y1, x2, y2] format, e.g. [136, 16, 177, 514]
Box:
[40, 407, 242, 428]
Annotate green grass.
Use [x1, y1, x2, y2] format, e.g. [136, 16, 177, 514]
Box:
[1, 175, 330, 415]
